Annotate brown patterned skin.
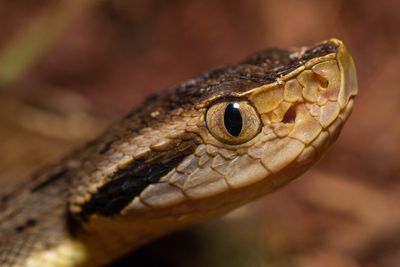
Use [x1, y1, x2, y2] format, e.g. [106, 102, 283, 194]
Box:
[0, 39, 357, 267]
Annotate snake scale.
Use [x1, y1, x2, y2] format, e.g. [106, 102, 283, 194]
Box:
[0, 39, 357, 267]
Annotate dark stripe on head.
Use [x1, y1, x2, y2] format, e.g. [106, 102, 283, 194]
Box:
[144, 42, 339, 111]
[31, 168, 69, 192]
[77, 140, 198, 220]
[120, 43, 338, 128]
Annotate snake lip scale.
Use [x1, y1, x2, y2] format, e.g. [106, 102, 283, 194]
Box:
[0, 38, 357, 267]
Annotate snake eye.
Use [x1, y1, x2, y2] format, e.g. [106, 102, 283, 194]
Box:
[206, 100, 261, 145]
[224, 103, 242, 136]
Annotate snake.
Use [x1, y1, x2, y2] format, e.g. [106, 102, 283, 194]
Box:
[0, 38, 357, 267]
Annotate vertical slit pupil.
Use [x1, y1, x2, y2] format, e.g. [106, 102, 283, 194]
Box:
[224, 102, 243, 137]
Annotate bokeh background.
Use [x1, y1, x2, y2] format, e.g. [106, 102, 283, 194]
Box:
[0, 1, 399, 266]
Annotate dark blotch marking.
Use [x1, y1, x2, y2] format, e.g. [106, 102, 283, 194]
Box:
[26, 218, 37, 227]
[224, 102, 242, 137]
[78, 142, 196, 220]
[282, 106, 296, 124]
[31, 168, 69, 192]
[15, 218, 37, 233]
[99, 140, 113, 155]
[0, 195, 8, 205]
[15, 226, 24, 233]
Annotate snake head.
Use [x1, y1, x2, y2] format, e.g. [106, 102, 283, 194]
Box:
[69, 39, 357, 258]
[116, 39, 358, 220]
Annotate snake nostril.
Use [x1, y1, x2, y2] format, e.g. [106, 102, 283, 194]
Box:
[282, 106, 296, 123]
[314, 73, 329, 88]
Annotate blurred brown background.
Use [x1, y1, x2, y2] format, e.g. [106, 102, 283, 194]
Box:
[0, 1, 399, 267]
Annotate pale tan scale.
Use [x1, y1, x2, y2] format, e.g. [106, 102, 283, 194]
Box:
[89, 170, 104, 181]
[169, 108, 184, 116]
[262, 101, 293, 124]
[267, 107, 288, 123]
[24, 241, 87, 267]
[312, 60, 340, 102]
[296, 146, 317, 165]
[150, 138, 174, 151]
[311, 131, 330, 152]
[259, 127, 278, 142]
[210, 154, 227, 169]
[139, 183, 186, 208]
[176, 154, 198, 174]
[311, 60, 338, 82]
[72, 195, 87, 205]
[261, 138, 305, 173]
[130, 134, 146, 144]
[87, 184, 98, 194]
[320, 101, 341, 127]
[284, 78, 303, 102]
[109, 152, 124, 161]
[140, 129, 158, 140]
[185, 125, 199, 133]
[69, 205, 82, 214]
[138, 127, 153, 135]
[168, 171, 188, 188]
[339, 99, 354, 122]
[165, 130, 185, 139]
[194, 144, 207, 157]
[317, 96, 329, 106]
[175, 123, 187, 131]
[260, 113, 272, 124]
[186, 117, 200, 127]
[120, 143, 138, 155]
[116, 156, 133, 170]
[271, 123, 295, 138]
[125, 197, 148, 211]
[183, 163, 229, 199]
[118, 141, 129, 148]
[288, 104, 322, 144]
[163, 123, 178, 131]
[337, 46, 358, 109]
[95, 159, 112, 170]
[250, 85, 284, 114]
[297, 70, 319, 102]
[206, 144, 218, 156]
[197, 154, 210, 167]
[225, 155, 269, 188]
[132, 145, 150, 159]
[218, 148, 237, 160]
[247, 142, 267, 159]
[179, 109, 192, 117]
[305, 102, 321, 118]
[159, 169, 175, 182]
[272, 101, 292, 120]
[327, 118, 343, 138]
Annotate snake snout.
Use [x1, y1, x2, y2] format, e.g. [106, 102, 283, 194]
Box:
[336, 40, 358, 110]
